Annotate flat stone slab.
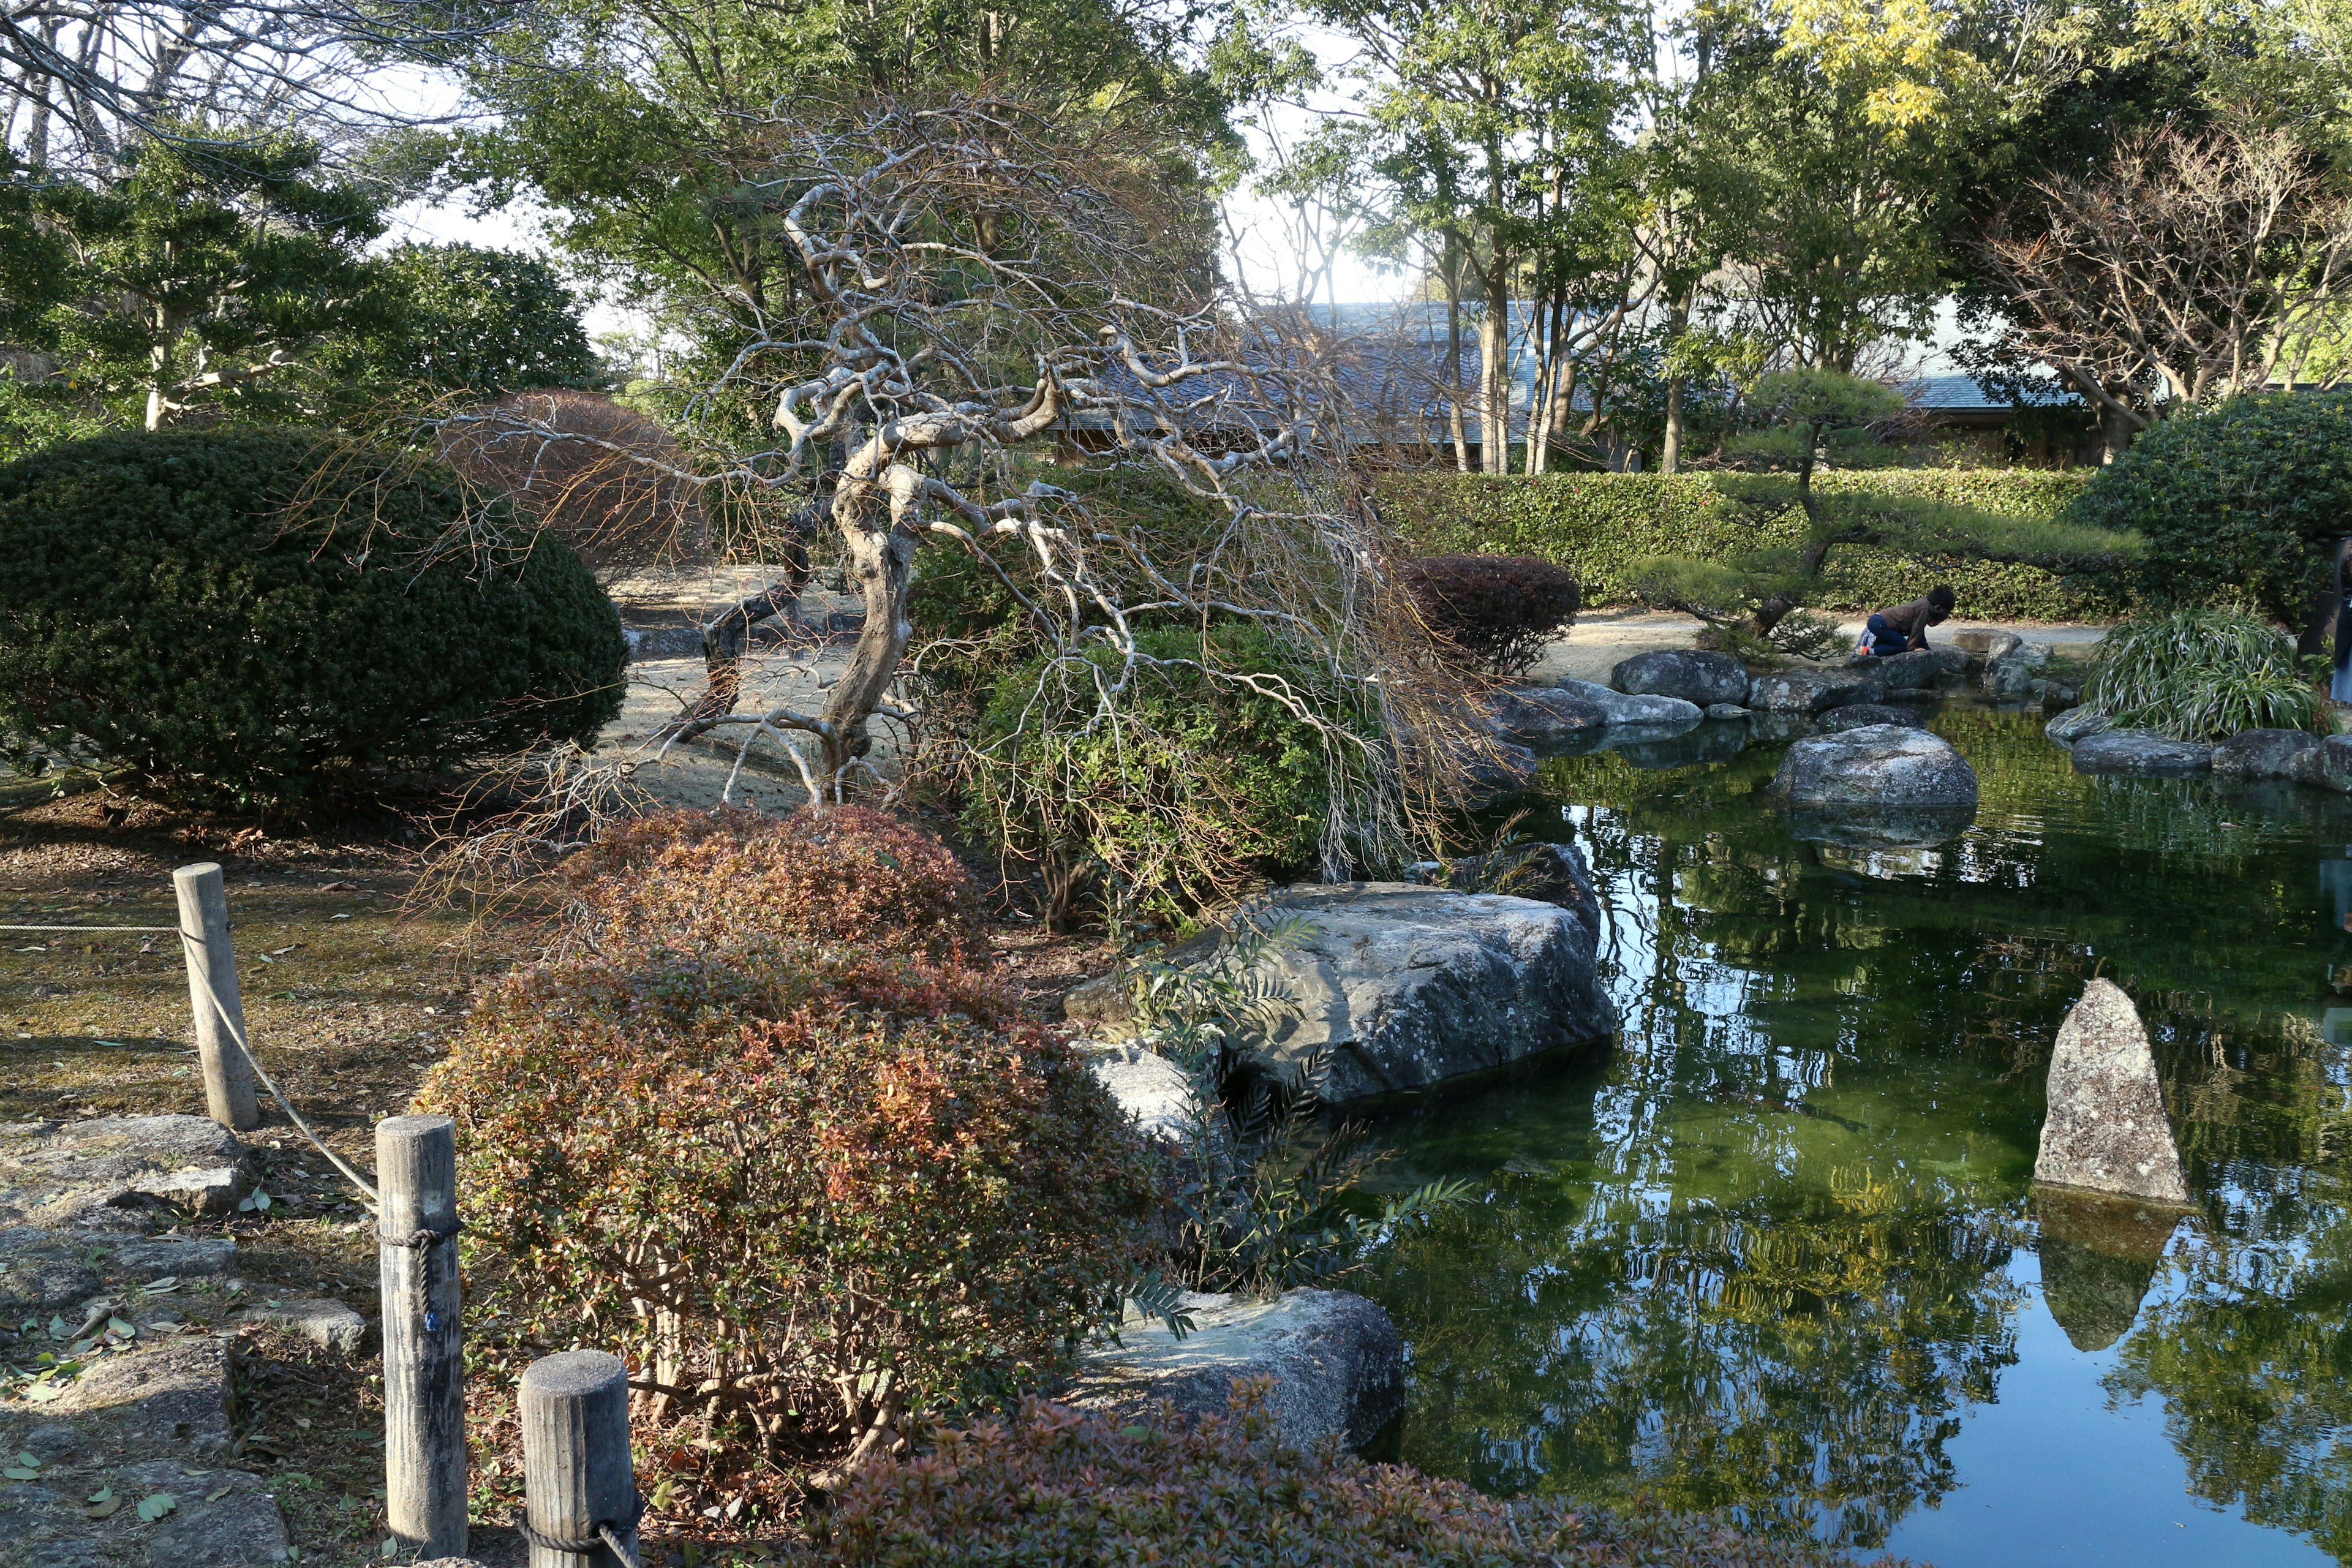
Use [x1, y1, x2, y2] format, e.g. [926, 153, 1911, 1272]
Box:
[1553, 677, 1702, 729]
[2071, 729, 2213, 776]
[1065, 1287, 1403, 1452]
[0, 1118, 255, 1229]
[236, 1296, 368, 1354]
[1770, 725, 1979, 812]
[47, 1338, 238, 1457]
[1066, 883, 1615, 1102]
[2034, 979, 2190, 1205]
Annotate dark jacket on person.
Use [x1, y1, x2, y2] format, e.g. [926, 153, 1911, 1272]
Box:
[1874, 596, 1942, 650]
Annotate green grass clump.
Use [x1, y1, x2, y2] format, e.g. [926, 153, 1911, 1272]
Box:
[2087, 609, 2323, 742]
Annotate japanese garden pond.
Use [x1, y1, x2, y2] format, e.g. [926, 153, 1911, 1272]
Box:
[1355, 702, 2352, 1568]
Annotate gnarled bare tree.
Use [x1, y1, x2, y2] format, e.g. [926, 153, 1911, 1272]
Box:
[1970, 121, 2352, 455]
[442, 96, 1491, 899]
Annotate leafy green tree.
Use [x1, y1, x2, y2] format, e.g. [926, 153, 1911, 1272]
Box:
[358, 241, 601, 396]
[447, 0, 1231, 409]
[1322, 0, 1649, 474]
[13, 134, 388, 430]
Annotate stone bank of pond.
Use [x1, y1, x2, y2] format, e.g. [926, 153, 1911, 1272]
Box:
[1354, 703, 2352, 1568]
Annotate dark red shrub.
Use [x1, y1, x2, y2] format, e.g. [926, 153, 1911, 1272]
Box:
[420, 939, 1159, 1475]
[814, 1386, 1904, 1567]
[1398, 554, 1581, 676]
[565, 804, 992, 965]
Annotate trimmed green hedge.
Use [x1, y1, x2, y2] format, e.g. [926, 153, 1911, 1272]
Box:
[1376, 469, 2119, 621]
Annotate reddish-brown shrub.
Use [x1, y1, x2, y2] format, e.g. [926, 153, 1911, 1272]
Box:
[1398, 554, 1581, 676]
[420, 939, 1159, 1469]
[566, 805, 992, 966]
[437, 388, 708, 575]
[813, 1387, 1899, 1567]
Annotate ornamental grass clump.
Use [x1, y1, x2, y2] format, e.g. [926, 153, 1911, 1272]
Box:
[2086, 608, 2322, 742]
[562, 804, 991, 965]
[810, 1386, 1901, 1568]
[420, 938, 1159, 1474]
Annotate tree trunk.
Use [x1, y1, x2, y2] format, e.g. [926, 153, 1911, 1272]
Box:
[1660, 292, 1691, 475]
[1443, 238, 1469, 473]
[2098, 399, 2136, 464]
[815, 477, 918, 782]
[1479, 264, 1510, 475]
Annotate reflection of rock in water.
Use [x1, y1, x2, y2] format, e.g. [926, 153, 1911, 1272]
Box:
[1615, 720, 1750, 770]
[1782, 805, 1976, 849]
[2034, 1186, 2182, 1351]
[1747, 710, 1814, 745]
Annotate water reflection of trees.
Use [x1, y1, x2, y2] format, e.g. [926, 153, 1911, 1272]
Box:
[1363, 1173, 2026, 1549]
[1389, 707, 2352, 1556]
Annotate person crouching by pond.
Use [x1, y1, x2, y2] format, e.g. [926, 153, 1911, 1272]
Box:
[1862, 585, 1956, 657]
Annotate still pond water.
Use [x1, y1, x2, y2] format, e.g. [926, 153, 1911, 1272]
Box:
[1357, 704, 2352, 1567]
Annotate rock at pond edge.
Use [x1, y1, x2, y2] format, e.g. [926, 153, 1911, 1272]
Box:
[2034, 979, 2190, 1205]
[1769, 725, 1979, 812]
[1610, 649, 1750, 707]
[1065, 1287, 1403, 1453]
[2070, 729, 2213, 777]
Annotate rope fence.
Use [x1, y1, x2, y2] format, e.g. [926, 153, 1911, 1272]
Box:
[5, 864, 646, 1564]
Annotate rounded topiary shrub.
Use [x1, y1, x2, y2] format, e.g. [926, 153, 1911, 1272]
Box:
[0, 428, 625, 805]
[564, 804, 992, 965]
[1398, 553, 1581, 676]
[2067, 391, 2352, 625]
[420, 938, 1158, 1474]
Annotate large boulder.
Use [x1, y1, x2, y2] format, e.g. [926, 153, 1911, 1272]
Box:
[1610, 649, 1750, 707]
[2071, 729, 2213, 776]
[1065, 883, 1616, 1102]
[1950, 629, 2022, 673]
[2046, 706, 2108, 745]
[1984, 641, 2054, 702]
[1768, 725, 1979, 812]
[2294, 733, 2352, 792]
[2212, 728, 2322, 780]
[1080, 1042, 1194, 1147]
[1065, 1288, 1403, 1452]
[1552, 677, 1703, 729]
[1852, 647, 1964, 692]
[1815, 703, 1928, 733]
[2034, 979, 2189, 1205]
[1482, 687, 1607, 749]
[1402, 842, 1604, 944]
[1746, 668, 1883, 714]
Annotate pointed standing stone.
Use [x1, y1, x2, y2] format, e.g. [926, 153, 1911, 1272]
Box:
[2034, 979, 2190, 1205]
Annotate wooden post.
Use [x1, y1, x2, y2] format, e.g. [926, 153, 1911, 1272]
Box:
[521, 1351, 638, 1568]
[380, 1115, 467, 1559]
[172, 861, 259, 1131]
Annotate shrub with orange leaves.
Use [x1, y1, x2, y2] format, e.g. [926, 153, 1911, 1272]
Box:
[811, 1385, 1896, 1568]
[563, 805, 991, 967]
[420, 938, 1158, 1470]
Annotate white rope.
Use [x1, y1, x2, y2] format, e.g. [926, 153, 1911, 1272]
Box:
[179, 929, 382, 1206]
[0, 924, 178, 932]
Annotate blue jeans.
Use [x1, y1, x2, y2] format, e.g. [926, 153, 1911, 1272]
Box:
[1864, 614, 1907, 657]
